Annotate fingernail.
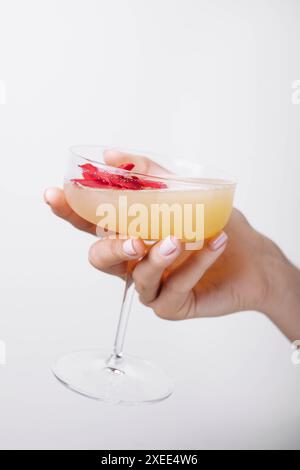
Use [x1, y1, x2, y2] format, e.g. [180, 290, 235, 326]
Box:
[44, 189, 51, 205]
[209, 232, 228, 251]
[159, 236, 177, 256]
[123, 238, 137, 256]
[44, 188, 58, 205]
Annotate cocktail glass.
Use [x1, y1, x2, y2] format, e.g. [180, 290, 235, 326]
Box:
[52, 146, 236, 404]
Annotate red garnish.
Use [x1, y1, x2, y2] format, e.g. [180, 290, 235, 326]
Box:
[72, 162, 167, 190]
[79, 164, 111, 185]
[108, 174, 143, 190]
[118, 163, 135, 171]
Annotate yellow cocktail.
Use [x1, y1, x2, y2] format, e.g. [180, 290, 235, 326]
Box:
[65, 176, 234, 243]
[53, 146, 236, 405]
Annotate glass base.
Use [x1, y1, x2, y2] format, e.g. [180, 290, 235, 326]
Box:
[52, 349, 174, 405]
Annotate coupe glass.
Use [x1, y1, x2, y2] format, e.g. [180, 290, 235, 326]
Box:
[52, 146, 236, 404]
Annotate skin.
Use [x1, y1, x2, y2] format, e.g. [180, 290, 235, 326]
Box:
[44, 151, 300, 342]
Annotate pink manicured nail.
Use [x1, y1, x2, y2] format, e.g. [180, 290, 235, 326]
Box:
[209, 232, 228, 251]
[123, 238, 137, 256]
[159, 236, 177, 256]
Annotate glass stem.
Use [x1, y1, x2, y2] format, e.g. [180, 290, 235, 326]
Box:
[112, 271, 135, 359]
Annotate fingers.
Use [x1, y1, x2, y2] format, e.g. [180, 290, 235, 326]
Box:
[44, 187, 96, 235]
[103, 149, 171, 176]
[151, 232, 228, 320]
[132, 237, 182, 305]
[88, 237, 146, 277]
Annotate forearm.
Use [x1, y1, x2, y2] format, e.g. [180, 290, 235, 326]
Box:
[263, 246, 300, 341]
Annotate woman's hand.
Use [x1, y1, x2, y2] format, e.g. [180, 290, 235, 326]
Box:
[85, 208, 274, 323]
[45, 151, 300, 341]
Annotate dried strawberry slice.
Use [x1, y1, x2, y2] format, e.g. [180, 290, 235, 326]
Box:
[74, 162, 167, 190]
[109, 174, 143, 190]
[82, 163, 142, 189]
[79, 164, 111, 185]
[80, 163, 99, 179]
[117, 163, 167, 188]
[118, 163, 135, 171]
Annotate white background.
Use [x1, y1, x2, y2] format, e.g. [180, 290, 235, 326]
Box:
[0, 0, 300, 450]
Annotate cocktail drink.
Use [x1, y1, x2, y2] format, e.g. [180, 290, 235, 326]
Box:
[52, 146, 236, 403]
[64, 181, 234, 242]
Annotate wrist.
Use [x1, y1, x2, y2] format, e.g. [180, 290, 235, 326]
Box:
[261, 240, 300, 340]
